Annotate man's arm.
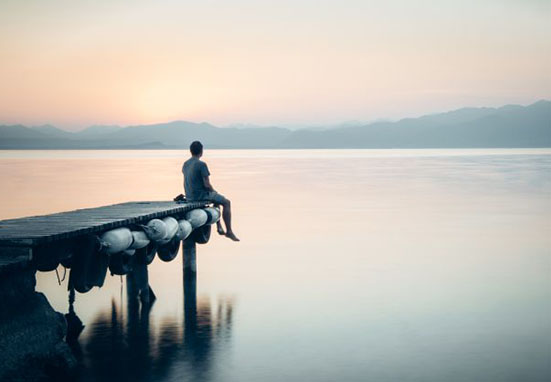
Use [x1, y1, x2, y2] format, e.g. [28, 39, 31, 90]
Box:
[203, 176, 215, 192]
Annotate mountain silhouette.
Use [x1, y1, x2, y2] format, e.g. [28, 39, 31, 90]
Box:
[1, 100, 549, 149]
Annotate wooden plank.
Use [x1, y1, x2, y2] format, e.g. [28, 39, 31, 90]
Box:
[0, 201, 206, 248]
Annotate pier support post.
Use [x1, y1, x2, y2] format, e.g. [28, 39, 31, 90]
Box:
[183, 238, 197, 276]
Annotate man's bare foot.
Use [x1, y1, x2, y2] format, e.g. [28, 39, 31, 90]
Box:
[225, 232, 240, 242]
[217, 226, 226, 235]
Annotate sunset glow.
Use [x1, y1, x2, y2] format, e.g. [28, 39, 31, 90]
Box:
[0, 0, 549, 129]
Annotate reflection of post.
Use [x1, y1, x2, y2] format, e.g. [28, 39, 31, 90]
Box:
[183, 238, 197, 276]
[127, 262, 152, 305]
[183, 251, 197, 356]
[183, 271, 197, 320]
[183, 237, 197, 316]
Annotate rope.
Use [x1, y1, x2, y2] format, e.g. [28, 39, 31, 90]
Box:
[55, 268, 61, 285]
[68, 287, 75, 313]
[120, 275, 124, 323]
[120, 275, 124, 303]
[55, 266, 68, 286]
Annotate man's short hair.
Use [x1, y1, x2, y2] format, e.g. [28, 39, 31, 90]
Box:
[190, 141, 203, 156]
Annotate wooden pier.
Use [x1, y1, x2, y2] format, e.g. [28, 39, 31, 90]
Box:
[0, 201, 212, 276]
[0, 201, 206, 248]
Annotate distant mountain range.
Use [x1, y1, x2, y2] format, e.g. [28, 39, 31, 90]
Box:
[1, 100, 549, 149]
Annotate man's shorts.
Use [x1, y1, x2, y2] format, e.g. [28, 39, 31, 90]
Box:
[205, 191, 228, 205]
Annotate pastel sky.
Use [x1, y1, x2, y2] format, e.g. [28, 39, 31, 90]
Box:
[0, 0, 549, 129]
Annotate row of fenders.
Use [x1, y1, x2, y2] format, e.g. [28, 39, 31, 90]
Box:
[31, 207, 220, 293]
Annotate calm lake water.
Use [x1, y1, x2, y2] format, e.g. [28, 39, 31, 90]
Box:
[1, 149, 550, 382]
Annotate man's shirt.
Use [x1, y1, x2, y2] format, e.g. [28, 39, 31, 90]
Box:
[182, 156, 210, 201]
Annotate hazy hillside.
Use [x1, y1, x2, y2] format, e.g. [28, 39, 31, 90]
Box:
[280, 100, 551, 148]
[1, 101, 549, 149]
[77, 125, 123, 136]
[30, 125, 74, 138]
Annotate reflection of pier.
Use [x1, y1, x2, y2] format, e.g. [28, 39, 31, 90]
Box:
[80, 266, 235, 381]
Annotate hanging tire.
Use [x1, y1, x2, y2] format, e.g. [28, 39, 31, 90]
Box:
[157, 238, 181, 262]
[33, 239, 74, 272]
[60, 256, 73, 269]
[136, 242, 157, 265]
[33, 251, 61, 272]
[86, 251, 109, 288]
[74, 280, 92, 294]
[69, 236, 98, 294]
[192, 224, 211, 244]
[109, 251, 135, 276]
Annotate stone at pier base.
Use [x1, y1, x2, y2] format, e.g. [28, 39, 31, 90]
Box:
[0, 254, 77, 381]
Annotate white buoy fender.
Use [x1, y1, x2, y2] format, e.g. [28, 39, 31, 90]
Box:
[129, 231, 150, 249]
[123, 249, 136, 256]
[162, 217, 179, 241]
[142, 219, 167, 241]
[174, 225, 184, 240]
[185, 209, 208, 229]
[100, 228, 133, 255]
[204, 207, 221, 225]
[176, 219, 193, 240]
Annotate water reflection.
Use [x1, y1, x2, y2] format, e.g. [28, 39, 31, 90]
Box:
[74, 271, 234, 382]
[65, 287, 85, 359]
[27, 224, 233, 381]
[25, 150, 550, 381]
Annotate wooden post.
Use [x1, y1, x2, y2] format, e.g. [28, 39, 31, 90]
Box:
[183, 267, 197, 317]
[182, 237, 197, 344]
[183, 252, 197, 343]
[183, 238, 197, 275]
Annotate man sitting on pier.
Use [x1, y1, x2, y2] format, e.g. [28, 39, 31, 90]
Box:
[183, 141, 240, 242]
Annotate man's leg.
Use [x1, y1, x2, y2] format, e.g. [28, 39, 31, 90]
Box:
[216, 220, 225, 235]
[210, 193, 239, 241]
[221, 199, 239, 242]
[213, 203, 225, 235]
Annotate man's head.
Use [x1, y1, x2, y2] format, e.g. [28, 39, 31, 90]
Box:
[190, 141, 203, 157]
